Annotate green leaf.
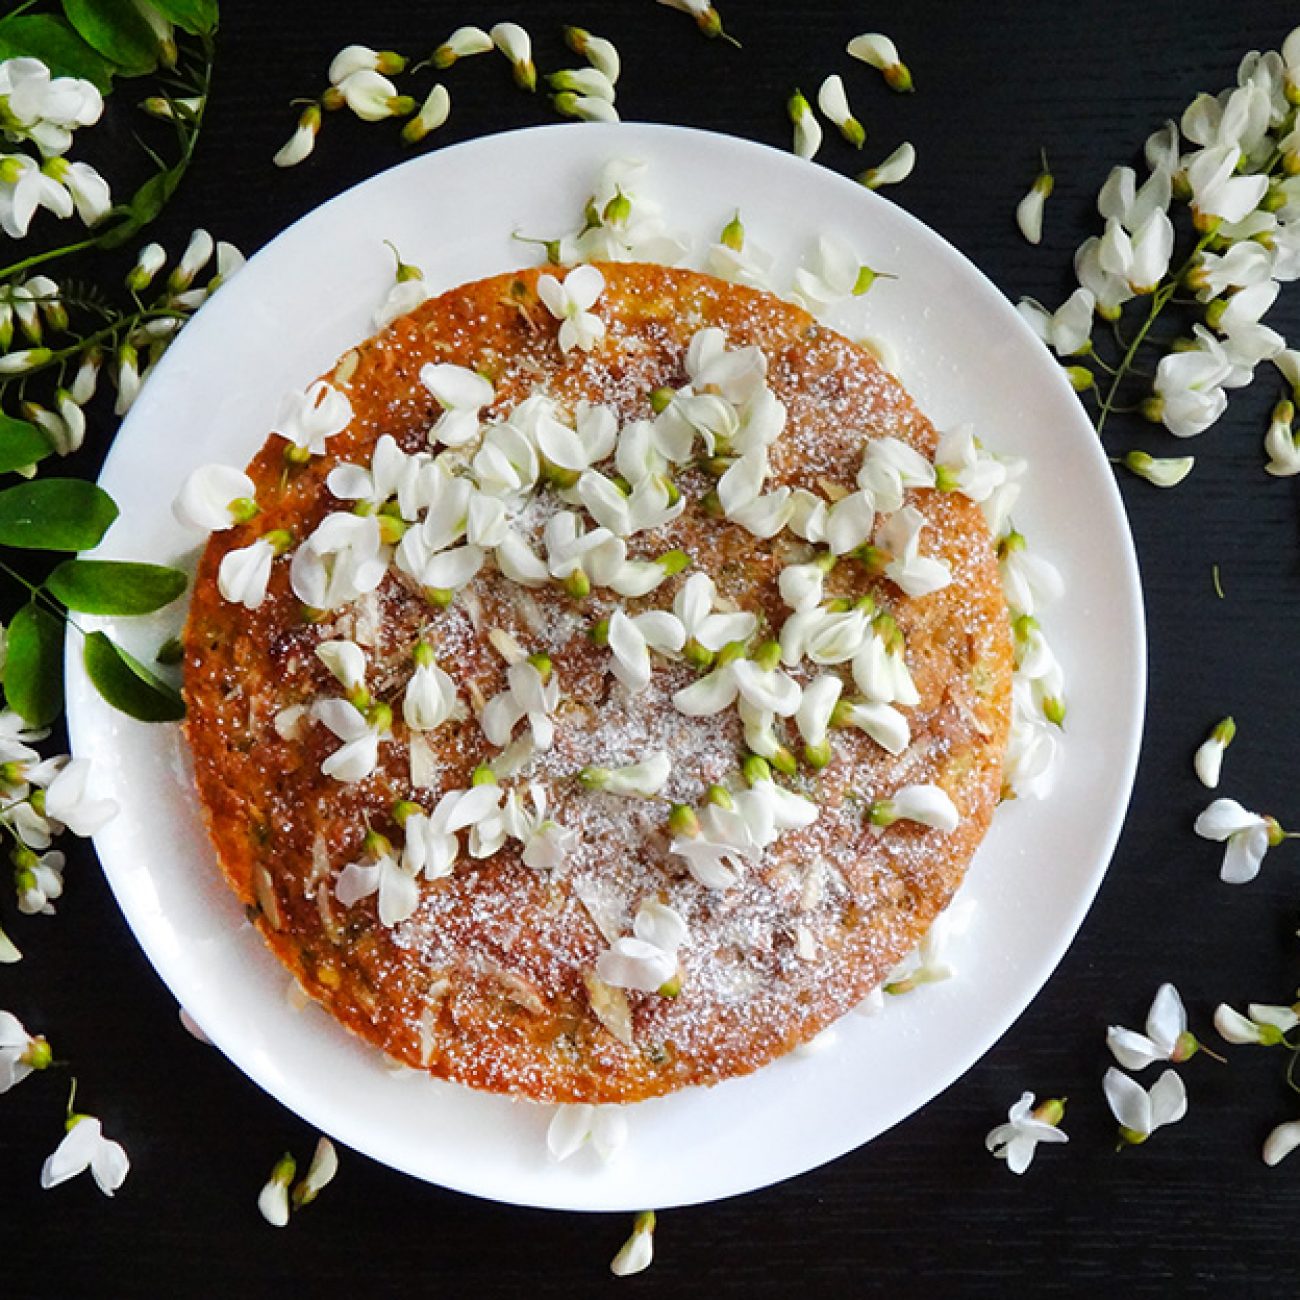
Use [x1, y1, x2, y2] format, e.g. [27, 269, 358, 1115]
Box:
[0, 479, 118, 551]
[97, 167, 180, 249]
[83, 631, 185, 722]
[145, 0, 218, 36]
[0, 413, 52, 475]
[61, 0, 159, 75]
[47, 560, 187, 615]
[0, 13, 117, 90]
[4, 603, 65, 728]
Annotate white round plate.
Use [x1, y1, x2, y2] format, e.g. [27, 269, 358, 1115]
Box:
[65, 123, 1145, 1212]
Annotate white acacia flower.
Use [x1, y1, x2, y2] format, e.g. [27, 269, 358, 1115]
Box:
[1107, 983, 1199, 1069]
[1264, 1120, 1300, 1167]
[1103, 1067, 1188, 1145]
[673, 647, 800, 719]
[549, 67, 616, 103]
[257, 1153, 295, 1227]
[1190, 240, 1274, 301]
[576, 470, 683, 537]
[985, 1093, 1068, 1174]
[847, 32, 913, 92]
[777, 559, 827, 612]
[610, 1210, 656, 1278]
[401, 83, 450, 144]
[336, 838, 418, 927]
[420, 363, 494, 447]
[684, 326, 767, 405]
[875, 507, 952, 598]
[856, 436, 936, 513]
[1149, 339, 1231, 438]
[402, 655, 462, 732]
[1186, 143, 1268, 227]
[1017, 289, 1096, 358]
[547, 1104, 628, 1163]
[934, 425, 1009, 501]
[849, 621, 918, 708]
[42, 158, 109, 227]
[490, 22, 536, 91]
[432, 26, 494, 67]
[291, 512, 390, 610]
[474, 419, 540, 498]
[564, 26, 620, 82]
[1098, 164, 1172, 232]
[312, 698, 386, 783]
[502, 782, 575, 870]
[273, 104, 321, 168]
[42, 1112, 129, 1197]
[1265, 398, 1300, 476]
[333, 69, 409, 122]
[328, 45, 404, 85]
[998, 532, 1064, 616]
[1194, 717, 1235, 788]
[1214, 1001, 1298, 1046]
[0, 58, 102, 157]
[836, 697, 910, 755]
[173, 464, 257, 532]
[1182, 83, 1272, 161]
[782, 605, 873, 667]
[537, 265, 606, 353]
[871, 783, 958, 832]
[1194, 797, 1285, 884]
[1074, 235, 1135, 319]
[861, 142, 916, 190]
[481, 658, 559, 751]
[0, 1010, 50, 1092]
[1120, 450, 1195, 488]
[316, 640, 366, 699]
[669, 801, 755, 890]
[791, 234, 879, 312]
[581, 752, 671, 798]
[403, 783, 506, 879]
[706, 220, 774, 289]
[674, 572, 756, 656]
[607, 607, 686, 693]
[1004, 680, 1060, 800]
[795, 673, 842, 766]
[651, 391, 737, 462]
[885, 898, 976, 992]
[43, 758, 117, 836]
[553, 90, 620, 124]
[1016, 159, 1054, 245]
[1098, 211, 1175, 295]
[787, 87, 822, 161]
[273, 380, 352, 456]
[734, 767, 818, 848]
[0, 152, 73, 237]
[817, 74, 865, 148]
[294, 1137, 338, 1208]
[543, 511, 668, 598]
[596, 899, 689, 993]
[218, 536, 280, 609]
[15, 848, 62, 914]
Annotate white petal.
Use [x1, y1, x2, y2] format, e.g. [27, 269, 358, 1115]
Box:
[1106, 1026, 1165, 1070]
[1145, 983, 1187, 1053]
[1264, 1120, 1300, 1166]
[547, 1104, 595, 1162]
[1147, 1069, 1188, 1130]
[1102, 1067, 1151, 1134]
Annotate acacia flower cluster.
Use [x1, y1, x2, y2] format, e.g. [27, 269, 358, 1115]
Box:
[1019, 27, 1300, 483]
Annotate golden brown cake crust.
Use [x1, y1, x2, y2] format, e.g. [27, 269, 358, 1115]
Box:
[183, 262, 1012, 1103]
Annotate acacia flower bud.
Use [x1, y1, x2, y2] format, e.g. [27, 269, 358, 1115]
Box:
[860, 142, 916, 190]
[126, 242, 166, 291]
[1193, 716, 1235, 789]
[720, 210, 745, 252]
[273, 103, 322, 169]
[1264, 398, 1300, 477]
[788, 87, 823, 161]
[1119, 450, 1195, 488]
[0, 348, 51, 375]
[563, 27, 620, 83]
[1264, 1119, 1300, 1166]
[470, 764, 498, 787]
[667, 803, 700, 836]
[549, 68, 616, 102]
[847, 32, 914, 92]
[258, 1152, 296, 1227]
[401, 85, 450, 144]
[328, 45, 406, 85]
[431, 25, 493, 68]
[817, 74, 865, 149]
[610, 1210, 656, 1277]
[553, 92, 619, 124]
[291, 1137, 338, 1208]
[491, 23, 536, 92]
[1065, 364, 1094, 391]
[1016, 153, 1054, 245]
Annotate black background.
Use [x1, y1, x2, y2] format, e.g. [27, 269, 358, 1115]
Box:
[4, 2, 1300, 1295]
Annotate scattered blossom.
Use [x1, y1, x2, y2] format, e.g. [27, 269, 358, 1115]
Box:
[312, 698, 387, 783]
[610, 1210, 656, 1278]
[985, 1092, 1068, 1174]
[294, 1137, 339, 1208]
[257, 1152, 295, 1227]
[1016, 156, 1055, 246]
[273, 380, 352, 457]
[173, 464, 257, 532]
[1103, 1067, 1188, 1145]
[1107, 983, 1200, 1069]
[431, 26, 493, 68]
[1194, 797, 1287, 883]
[490, 22, 536, 92]
[1194, 717, 1235, 788]
[402, 84, 450, 144]
[875, 506, 952, 598]
[537, 265, 606, 353]
[596, 899, 689, 993]
[420, 362, 494, 447]
[787, 87, 822, 161]
[1119, 450, 1195, 487]
[1213, 1001, 1298, 1045]
[0, 58, 103, 158]
[502, 782, 575, 870]
[0, 1010, 51, 1092]
[1264, 397, 1300, 475]
[1264, 1120, 1300, 1167]
[817, 74, 864, 148]
[547, 1105, 628, 1163]
[790, 235, 879, 312]
[481, 658, 560, 751]
[861, 142, 916, 190]
[607, 607, 686, 693]
[847, 32, 913, 91]
[871, 784, 959, 832]
[42, 1111, 129, 1196]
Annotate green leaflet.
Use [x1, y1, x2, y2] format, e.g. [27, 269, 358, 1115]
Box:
[0, 13, 117, 90]
[0, 413, 52, 475]
[0, 479, 118, 551]
[4, 602, 65, 727]
[82, 631, 185, 722]
[46, 559, 187, 615]
[61, 0, 161, 76]
[146, 0, 218, 36]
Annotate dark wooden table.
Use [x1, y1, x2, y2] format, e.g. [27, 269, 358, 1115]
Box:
[5, 2, 1300, 1294]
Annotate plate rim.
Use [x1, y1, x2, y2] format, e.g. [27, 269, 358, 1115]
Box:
[65, 120, 1147, 1211]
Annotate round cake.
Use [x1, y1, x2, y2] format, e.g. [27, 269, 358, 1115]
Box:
[182, 261, 1013, 1104]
